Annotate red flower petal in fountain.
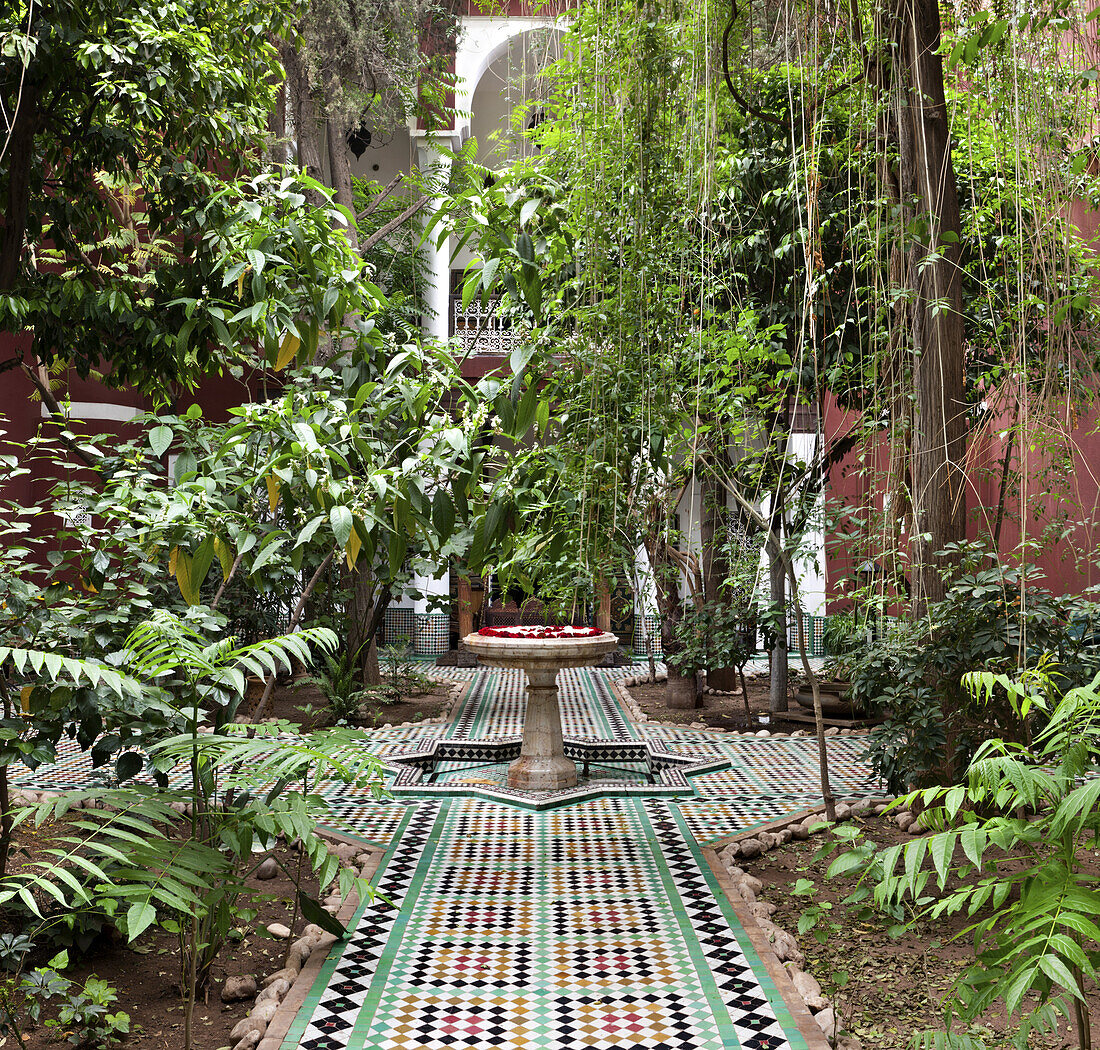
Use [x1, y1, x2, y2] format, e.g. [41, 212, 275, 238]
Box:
[477, 625, 604, 639]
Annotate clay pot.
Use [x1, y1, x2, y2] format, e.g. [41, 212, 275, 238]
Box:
[793, 682, 861, 717]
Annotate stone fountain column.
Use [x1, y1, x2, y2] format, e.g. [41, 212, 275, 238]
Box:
[510, 666, 575, 790]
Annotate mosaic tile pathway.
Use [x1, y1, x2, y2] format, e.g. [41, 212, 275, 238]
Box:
[12, 667, 882, 1049]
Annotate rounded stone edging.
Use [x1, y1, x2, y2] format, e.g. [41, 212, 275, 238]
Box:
[248, 831, 383, 1050]
[708, 798, 897, 1050]
[614, 675, 876, 739]
[369, 673, 467, 731]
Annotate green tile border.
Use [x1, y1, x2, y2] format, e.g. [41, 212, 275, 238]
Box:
[276, 804, 427, 1050]
[662, 800, 814, 1050]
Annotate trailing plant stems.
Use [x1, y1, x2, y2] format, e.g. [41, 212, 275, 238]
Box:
[720, 473, 836, 820]
[252, 549, 336, 721]
[0, 672, 11, 879]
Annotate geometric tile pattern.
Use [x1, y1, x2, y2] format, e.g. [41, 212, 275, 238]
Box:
[8, 666, 883, 1050]
[383, 607, 416, 646]
[446, 667, 636, 743]
[414, 612, 450, 656]
[384, 736, 730, 809]
[285, 797, 811, 1050]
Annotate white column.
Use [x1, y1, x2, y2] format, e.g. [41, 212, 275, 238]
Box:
[416, 135, 458, 347]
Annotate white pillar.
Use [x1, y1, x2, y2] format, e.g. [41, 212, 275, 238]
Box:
[416, 134, 458, 348]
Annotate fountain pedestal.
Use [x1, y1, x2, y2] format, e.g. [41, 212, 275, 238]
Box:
[462, 631, 619, 791]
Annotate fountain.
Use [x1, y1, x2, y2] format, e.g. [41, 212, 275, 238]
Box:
[462, 626, 619, 790]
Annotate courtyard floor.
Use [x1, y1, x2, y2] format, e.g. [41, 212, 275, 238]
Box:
[14, 666, 880, 1050]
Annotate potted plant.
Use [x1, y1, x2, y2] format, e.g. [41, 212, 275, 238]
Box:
[793, 611, 864, 714]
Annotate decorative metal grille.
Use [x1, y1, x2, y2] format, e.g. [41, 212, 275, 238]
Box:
[451, 295, 517, 356]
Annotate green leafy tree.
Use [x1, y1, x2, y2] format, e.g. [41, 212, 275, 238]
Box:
[0, 0, 368, 395]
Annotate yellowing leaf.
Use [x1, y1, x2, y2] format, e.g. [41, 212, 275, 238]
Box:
[345, 527, 362, 570]
[169, 546, 179, 577]
[213, 536, 233, 578]
[237, 269, 247, 299]
[175, 550, 199, 605]
[275, 333, 301, 371]
[266, 475, 281, 513]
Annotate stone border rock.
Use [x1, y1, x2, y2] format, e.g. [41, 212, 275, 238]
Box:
[613, 675, 875, 740]
[253, 830, 383, 1050]
[369, 672, 467, 731]
[709, 798, 897, 1050]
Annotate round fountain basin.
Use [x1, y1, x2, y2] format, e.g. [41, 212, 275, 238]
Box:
[463, 630, 620, 670]
[463, 631, 620, 790]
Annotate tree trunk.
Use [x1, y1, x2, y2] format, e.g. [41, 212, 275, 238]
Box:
[327, 122, 360, 253]
[0, 79, 38, 292]
[700, 471, 727, 604]
[280, 45, 326, 202]
[767, 531, 789, 714]
[647, 536, 700, 710]
[596, 576, 612, 632]
[348, 567, 392, 687]
[456, 573, 474, 638]
[893, 0, 967, 613]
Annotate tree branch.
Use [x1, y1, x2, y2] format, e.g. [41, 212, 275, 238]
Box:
[720, 0, 785, 129]
[251, 549, 336, 720]
[357, 172, 405, 221]
[360, 196, 429, 253]
[21, 363, 101, 469]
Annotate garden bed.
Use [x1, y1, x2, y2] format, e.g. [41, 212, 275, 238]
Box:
[5, 818, 329, 1050]
[626, 675, 842, 732]
[263, 678, 453, 731]
[743, 814, 1100, 1048]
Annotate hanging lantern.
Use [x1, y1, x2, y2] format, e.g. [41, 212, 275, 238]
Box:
[347, 124, 372, 159]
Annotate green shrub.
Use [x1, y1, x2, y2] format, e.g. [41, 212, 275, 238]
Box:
[835, 665, 1100, 1049]
[857, 553, 1100, 790]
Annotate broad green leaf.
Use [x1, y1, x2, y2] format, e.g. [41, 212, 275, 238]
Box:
[149, 425, 173, 458]
[387, 529, 406, 579]
[330, 506, 353, 549]
[126, 901, 157, 941]
[298, 891, 347, 938]
[432, 489, 455, 539]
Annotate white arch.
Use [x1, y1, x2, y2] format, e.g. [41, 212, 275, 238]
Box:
[452, 17, 564, 142]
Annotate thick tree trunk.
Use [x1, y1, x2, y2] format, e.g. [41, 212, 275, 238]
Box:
[700, 472, 726, 604]
[280, 45, 326, 202]
[893, 0, 966, 613]
[0, 80, 38, 292]
[348, 568, 392, 687]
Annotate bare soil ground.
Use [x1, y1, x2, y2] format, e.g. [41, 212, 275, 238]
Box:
[7, 823, 322, 1050]
[747, 814, 1100, 1048]
[259, 677, 454, 731]
[627, 675, 820, 732]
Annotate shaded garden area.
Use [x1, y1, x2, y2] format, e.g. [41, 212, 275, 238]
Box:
[3, 0, 1100, 1046]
